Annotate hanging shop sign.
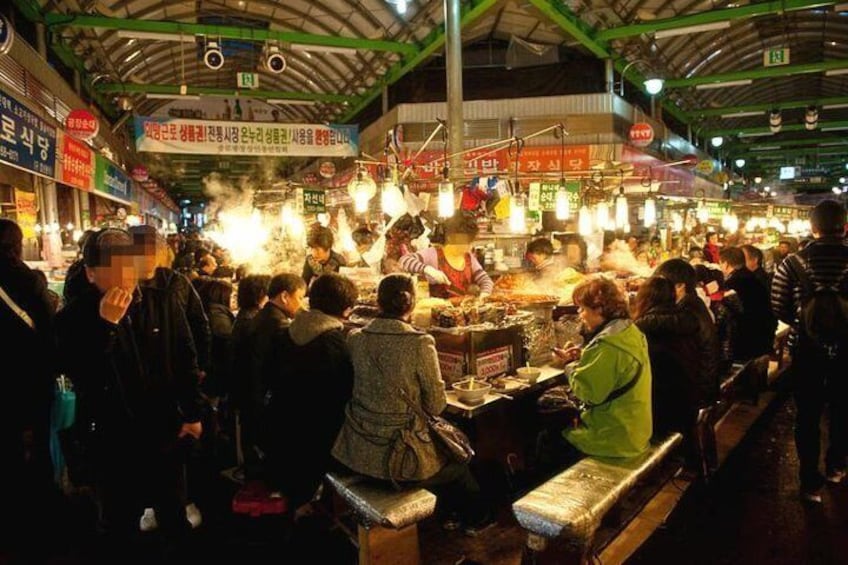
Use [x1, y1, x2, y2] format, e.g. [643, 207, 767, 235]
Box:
[0, 91, 56, 178]
[94, 154, 131, 201]
[513, 145, 590, 173]
[695, 160, 715, 174]
[14, 188, 37, 239]
[703, 200, 731, 219]
[131, 165, 149, 182]
[65, 109, 99, 141]
[60, 134, 95, 191]
[764, 47, 789, 67]
[134, 116, 359, 157]
[318, 161, 336, 178]
[302, 189, 326, 213]
[0, 14, 14, 57]
[528, 181, 580, 212]
[628, 123, 654, 148]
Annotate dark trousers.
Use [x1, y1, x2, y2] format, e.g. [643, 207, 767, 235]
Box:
[414, 461, 488, 523]
[793, 347, 848, 491]
[95, 438, 189, 539]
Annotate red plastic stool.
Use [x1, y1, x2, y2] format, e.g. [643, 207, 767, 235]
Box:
[232, 480, 288, 518]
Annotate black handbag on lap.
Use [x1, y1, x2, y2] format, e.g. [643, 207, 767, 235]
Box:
[399, 388, 474, 464]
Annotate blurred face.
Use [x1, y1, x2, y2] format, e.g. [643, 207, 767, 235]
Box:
[86, 253, 138, 293]
[526, 252, 546, 268]
[708, 234, 718, 245]
[778, 242, 790, 255]
[577, 302, 605, 332]
[310, 246, 331, 263]
[565, 244, 582, 266]
[742, 249, 758, 272]
[627, 237, 638, 252]
[135, 241, 159, 280]
[200, 256, 217, 275]
[280, 286, 306, 318]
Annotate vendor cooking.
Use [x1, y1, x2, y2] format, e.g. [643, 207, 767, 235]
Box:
[525, 237, 561, 280]
[399, 214, 493, 298]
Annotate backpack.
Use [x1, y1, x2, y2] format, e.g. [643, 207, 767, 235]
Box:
[790, 255, 848, 352]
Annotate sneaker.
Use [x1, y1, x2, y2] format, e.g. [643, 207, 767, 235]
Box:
[826, 468, 846, 484]
[463, 514, 497, 537]
[139, 507, 158, 532]
[185, 503, 203, 529]
[800, 488, 823, 504]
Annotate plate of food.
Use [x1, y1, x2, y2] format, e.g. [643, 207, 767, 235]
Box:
[491, 375, 529, 393]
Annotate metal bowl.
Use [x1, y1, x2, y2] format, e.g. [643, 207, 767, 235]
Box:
[452, 378, 492, 405]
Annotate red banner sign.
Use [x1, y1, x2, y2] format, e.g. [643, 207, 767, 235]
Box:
[60, 135, 94, 190]
[628, 123, 654, 148]
[131, 165, 149, 182]
[512, 145, 590, 173]
[65, 109, 99, 141]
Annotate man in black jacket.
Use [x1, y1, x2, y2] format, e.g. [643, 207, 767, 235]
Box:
[721, 246, 777, 361]
[772, 200, 848, 503]
[56, 228, 203, 554]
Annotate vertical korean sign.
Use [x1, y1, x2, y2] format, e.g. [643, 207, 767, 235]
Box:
[528, 181, 580, 212]
[59, 132, 95, 191]
[0, 91, 56, 178]
[94, 154, 131, 202]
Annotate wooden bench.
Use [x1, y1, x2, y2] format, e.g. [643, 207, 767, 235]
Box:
[512, 433, 683, 565]
[324, 471, 437, 565]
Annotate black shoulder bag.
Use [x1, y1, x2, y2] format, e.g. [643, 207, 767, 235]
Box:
[398, 388, 474, 464]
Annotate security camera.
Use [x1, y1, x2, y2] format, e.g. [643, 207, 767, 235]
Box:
[204, 41, 224, 70]
[264, 45, 286, 74]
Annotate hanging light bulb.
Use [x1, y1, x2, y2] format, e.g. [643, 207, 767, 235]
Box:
[347, 166, 377, 214]
[578, 204, 593, 236]
[595, 201, 610, 231]
[555, 181, 571, 220]
[697, 199, 710, 223]
[380, 179, 406, 218]
[671, 212, 683, 233]
[437, 180, 455, 218]
[643, 195, 656, 227]
[510, 193, 527, 233]
[615, 187, 628, 230]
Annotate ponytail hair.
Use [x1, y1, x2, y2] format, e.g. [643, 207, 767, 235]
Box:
[378, 273, 416, 318]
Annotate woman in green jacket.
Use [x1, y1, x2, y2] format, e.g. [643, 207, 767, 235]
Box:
[553, 276, 653, 458]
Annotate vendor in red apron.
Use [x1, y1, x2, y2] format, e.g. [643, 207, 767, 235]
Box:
[399, 215, 493, 298]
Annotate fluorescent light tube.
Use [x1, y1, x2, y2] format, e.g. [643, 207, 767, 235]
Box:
[695, 79, 753, 90]
[146, 94, 201, 100]
[834, 3, 848, 11]
[748, 145, 781, 151]
[737, 131, 774, 137]
[654, 21, 731, 39]
[822, 126, 848, 131]
[116, 30, 197, 42]
[289, 43, 358, 56]
[823, 103, 848, 109]
[266, 99, 319, 106]
[825, 69, 848, 77]
[720, 110, 763, 118]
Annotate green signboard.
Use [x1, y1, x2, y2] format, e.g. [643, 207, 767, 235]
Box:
[764, 47, 789, 67]
[303, 189, 326, 213]
[528, 181, 580, 212]
[704, 200, 731, 219]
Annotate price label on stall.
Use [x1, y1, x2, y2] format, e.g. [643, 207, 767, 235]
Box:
[475, 346, 512, 379]
[438, 351, 466, 384]
[302, 189, 326, 213]
[528, 181, 580, 212]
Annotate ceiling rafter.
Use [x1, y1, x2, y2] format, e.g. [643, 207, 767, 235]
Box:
[688, 96, 848, 119]
[665, 59, 848, 88]
[706, 119, 848, 136]
[95, 82, 356, 104]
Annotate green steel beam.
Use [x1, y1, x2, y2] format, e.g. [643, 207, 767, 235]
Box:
[525, 0, 690, 125]
[43, 13, 418, 56]
[340, 0, 500, 123]
[706, 120, 848, 136]
[687, 96, 848, 118]
[526, 0, 610, 58]
[665, 60, 848, 89]
[738, 147, 848, 158]
[729, 137, 848, 149]
[597, 0, 836, 41]
[12, 0, 41, 21]
[96, 82, 356, 104]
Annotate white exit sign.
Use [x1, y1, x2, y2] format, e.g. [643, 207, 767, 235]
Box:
[237, 72, 259, 89]
[764, 48, 790, 67]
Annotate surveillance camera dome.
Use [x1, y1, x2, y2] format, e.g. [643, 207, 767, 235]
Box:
[204, 41, 224, 70]
[264, 45, 286, 74]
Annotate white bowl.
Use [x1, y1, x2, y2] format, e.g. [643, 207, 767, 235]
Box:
[452, 379, 492, 405]
[516, 366, 542, 384]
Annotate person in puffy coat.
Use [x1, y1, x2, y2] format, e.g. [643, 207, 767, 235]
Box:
[553, 276, 653, 458]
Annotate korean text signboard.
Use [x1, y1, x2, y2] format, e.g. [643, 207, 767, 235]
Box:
[134, 116, 359, 157]
[94, 154, 131, 202]
[528, 181, 580, 212]
[764, 48, 789, 67]
[60, 134, 94, 190]
[302, 189, 326, 213]
[0, 91, 56, 178]
[65, 109, 99, 141]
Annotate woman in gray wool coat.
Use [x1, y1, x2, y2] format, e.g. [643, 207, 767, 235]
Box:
[332, 274, 494, 536]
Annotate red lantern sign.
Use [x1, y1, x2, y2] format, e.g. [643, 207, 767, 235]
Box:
[65, 109, 99, 141]
[628, 123, 654, 148]
[682, 154, 699, 167]
[319, 161, 336, 179]
[131, 165, 149, 182]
